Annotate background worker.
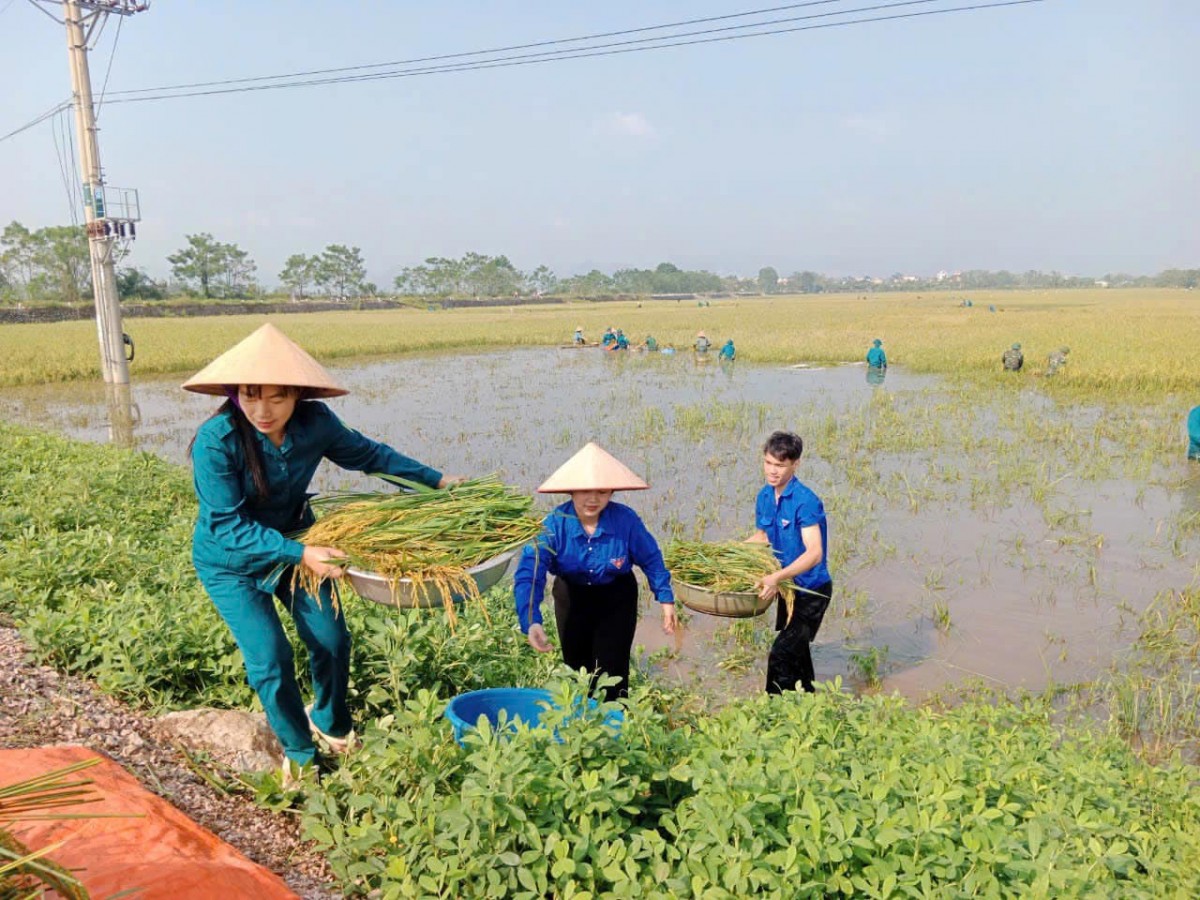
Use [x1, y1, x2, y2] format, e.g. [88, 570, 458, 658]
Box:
[719, 338, 736, 361]
[514, 442, 677, 701]
[601, 327, 616, 347]
[748, 431, 832, 694]
[866, 338, 887, 369]
[573, 326, 585, 345]
[607, 329, 630, 351]
[184, 323, 462, 785]
[640, 334, 659, 352]
[1002, 342, 1024, 372]
[1046, 346, 1070, 377]
[1188, 405, 1200, 461]
[694, 331, 712, 353]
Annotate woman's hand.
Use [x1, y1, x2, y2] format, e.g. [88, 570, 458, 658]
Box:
[757, 570, 785, 601]
[437, 475, 467, 489]
[526, 624, 553, 653]
[302, 545, 348, 579]
[661, 603, 677, 635]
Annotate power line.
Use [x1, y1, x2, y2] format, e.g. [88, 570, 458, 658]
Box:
[106, 1, 857, 96]
[94, 12, 124, 119]
[104, 0, 1046, 106]
[0, 98, 72, 144]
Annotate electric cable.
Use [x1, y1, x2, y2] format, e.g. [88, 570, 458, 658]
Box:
[104, 0, 1045, 105]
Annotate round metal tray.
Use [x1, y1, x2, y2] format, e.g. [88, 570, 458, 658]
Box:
[346, 551, 516, 609]
[674, 579, 772, 618]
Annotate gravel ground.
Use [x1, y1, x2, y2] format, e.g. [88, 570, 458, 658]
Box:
[0, 626, 340, 900]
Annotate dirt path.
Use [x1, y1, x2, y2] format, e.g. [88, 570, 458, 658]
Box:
[0, 626, 339, 899]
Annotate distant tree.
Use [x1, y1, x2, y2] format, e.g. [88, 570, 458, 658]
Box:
[315, 245, 367, 299]
[279, 253, 319, 299]
[168, 233, 224, 298]
[0, 221, 89, 304]
[758, 267, 779, 293]
[117, 267, 166, 300]
[793, 270, 823, 293]
[528, 264, 557, 295]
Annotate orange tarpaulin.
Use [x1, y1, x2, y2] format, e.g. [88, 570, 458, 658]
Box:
[0, 745, 300, 899]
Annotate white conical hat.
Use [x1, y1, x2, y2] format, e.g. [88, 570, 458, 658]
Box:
[182, 323, 348, 398]
[537, 442, 649, 493]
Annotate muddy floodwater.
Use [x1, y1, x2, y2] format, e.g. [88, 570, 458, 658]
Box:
[4, 347, 1197, 703]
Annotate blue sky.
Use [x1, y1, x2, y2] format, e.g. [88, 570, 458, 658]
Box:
[1, 0, 1196, 286]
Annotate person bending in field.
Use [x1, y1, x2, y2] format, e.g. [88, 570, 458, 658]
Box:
[1046, 346, 1070, 377]
[748, 431, 833, 694]
[1002, 343, 1024, 372]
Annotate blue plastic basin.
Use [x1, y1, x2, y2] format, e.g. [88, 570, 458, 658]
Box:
[444, 687, 623, 746]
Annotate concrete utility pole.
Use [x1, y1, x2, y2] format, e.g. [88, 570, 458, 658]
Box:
[60, 0, 147, 385]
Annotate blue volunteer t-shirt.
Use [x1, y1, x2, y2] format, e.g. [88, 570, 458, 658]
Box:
[755, 477, 830, 589]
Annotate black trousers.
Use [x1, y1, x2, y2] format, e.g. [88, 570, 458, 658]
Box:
[766, 580, 833, 694]
[552, 573, 639, 701]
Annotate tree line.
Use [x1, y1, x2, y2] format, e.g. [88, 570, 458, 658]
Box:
[1, 219, 1196, 306]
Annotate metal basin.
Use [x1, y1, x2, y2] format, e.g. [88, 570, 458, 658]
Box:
[675, 579, 772, 618]
[347, 550, 516, 609]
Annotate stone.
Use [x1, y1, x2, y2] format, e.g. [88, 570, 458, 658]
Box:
[155, 708, 281, 772]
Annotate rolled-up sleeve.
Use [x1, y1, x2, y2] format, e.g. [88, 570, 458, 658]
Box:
[512, 530, 557, 633]
[192, 432, 305, 573]
[320, 406, 442, 488]
[629, 517, 674, 604]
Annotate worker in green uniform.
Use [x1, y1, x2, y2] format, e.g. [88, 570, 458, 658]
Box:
[1046, 346, 1070, 377]
[184, 324, 463, 786]
[1002, 343, 1024, 372]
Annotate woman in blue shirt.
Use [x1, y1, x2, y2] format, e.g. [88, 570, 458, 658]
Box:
[513, 443, 676, 700]
[184, 324, 460, 781]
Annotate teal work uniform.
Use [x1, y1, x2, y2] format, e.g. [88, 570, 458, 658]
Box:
[613, 332, 629, 350]
[866, 342, 887, 368]
[719, 340, 736, 361]
[601, 330, 615, 346]
[191, 400, 442, 765]
[1188, 405, 1200, 460]
[644, 336, 658, 351]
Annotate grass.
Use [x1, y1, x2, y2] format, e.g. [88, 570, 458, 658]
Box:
[1, 288, 1198, 398]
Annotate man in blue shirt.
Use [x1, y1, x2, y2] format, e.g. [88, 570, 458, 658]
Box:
[718, 338, 736, 361]
[514, 442, 676, 700]
[749, 431, 832, 694]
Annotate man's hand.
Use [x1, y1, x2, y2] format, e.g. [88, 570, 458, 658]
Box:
[437, 475, 467, 489]
[527, 624, 553, 653]
[757, 570, 785, 601]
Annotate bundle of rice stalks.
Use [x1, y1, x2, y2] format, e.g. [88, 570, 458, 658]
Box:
[664, 539, 796, 623]
[294, 475, 544, 627]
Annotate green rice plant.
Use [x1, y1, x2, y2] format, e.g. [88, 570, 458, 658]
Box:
[932, 599, 952, 632]
[849, 644, 889, 688]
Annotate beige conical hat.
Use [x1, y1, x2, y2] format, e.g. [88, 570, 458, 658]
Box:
[182, 323, 348, 397]
[537, 442, 649, 493]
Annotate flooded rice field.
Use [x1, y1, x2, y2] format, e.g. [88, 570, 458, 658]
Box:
[4, 347, 1197, 704]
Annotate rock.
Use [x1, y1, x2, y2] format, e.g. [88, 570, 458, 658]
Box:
[155, 708, 281, 772]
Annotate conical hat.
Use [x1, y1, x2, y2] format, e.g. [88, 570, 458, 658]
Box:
[182, 323, 348, 397]
[537, 442, 649, 493]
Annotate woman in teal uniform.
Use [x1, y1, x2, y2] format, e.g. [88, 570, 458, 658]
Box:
[184, 323, 460, 782]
